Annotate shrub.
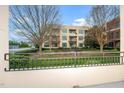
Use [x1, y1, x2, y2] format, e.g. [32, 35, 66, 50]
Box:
[9, 54, 30, 69]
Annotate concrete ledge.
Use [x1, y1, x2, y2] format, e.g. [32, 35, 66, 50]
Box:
[0, 65, 124, 88]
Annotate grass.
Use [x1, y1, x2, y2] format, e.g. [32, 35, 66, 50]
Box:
[8, 48, 120, 70]
[42, 48, 120, 53]
[9, 54, 120, 69]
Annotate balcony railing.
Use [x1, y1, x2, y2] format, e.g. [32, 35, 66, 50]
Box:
[69, 34, 77, 36]
[51, 40, 60, 43]
[4, 52, 124, 71]
[69, 39, 77, 42]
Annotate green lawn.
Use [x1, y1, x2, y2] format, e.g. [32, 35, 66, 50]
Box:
[9, 54, 120, 69]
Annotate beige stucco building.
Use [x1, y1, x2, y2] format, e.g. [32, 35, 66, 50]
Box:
[42, 25, 88, 48]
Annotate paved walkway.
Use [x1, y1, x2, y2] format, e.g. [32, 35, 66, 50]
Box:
[9, 48, 35, 53]
[81, 81, 124, 88]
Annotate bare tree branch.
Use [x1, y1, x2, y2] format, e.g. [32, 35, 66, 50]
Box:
[10, 5, 61, 52]
[87, 5, 119, 52]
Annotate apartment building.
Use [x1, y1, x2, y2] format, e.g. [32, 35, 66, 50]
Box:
[42, 17, 120, 49]
[107, 17, 120, 48]
[42, 25, 88, 48]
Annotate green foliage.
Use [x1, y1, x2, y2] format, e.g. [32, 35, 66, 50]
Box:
[42, 48, 104, 52]
[9, 40, 20, 45]
[9, 53, 120, 69]
[9, 54, 30, 69]
[84, 35, 99, 49]
[9, 40, 30, 48]
[19, 41, 30, 48]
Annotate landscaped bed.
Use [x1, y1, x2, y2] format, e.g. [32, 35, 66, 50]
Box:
[7, 52, 121, 70]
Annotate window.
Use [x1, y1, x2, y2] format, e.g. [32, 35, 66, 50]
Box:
[62, 36, 67, 41]
[115, 32, 120, 38]
[44, 42, 49, 47]
[69, 29, 77, 34]
[113, 23, 120, 29]
[52, 43, 58, 47]
[70, 42, 77, 48]
[109, 32, 114, 40]
[62, 42, 67, 48]
[79, 30, 84, 34]
[69, 36, 77, 41]
[62, 29, 67, 33]
[52, 36, 58, 41]
[79, 43, 83, 48]
[78, 36, 83, 41]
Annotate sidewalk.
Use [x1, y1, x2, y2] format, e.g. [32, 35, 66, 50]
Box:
[81, 81, 124, 88]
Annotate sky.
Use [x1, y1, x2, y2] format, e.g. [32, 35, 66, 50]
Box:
[9, 5, 92, 40]
[59, 5, 92, 26]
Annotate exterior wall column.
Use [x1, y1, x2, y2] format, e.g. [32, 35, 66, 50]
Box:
[58, 31, 61, 47]
[0, 5, 9, 86]
[67, 29, 70, 48]
[113, 41, 116, 48]
[120, 5, 124, 63]
[60, 29, 62, 47]
[0, 5, 9, 71]
[76, 29, 79, 47]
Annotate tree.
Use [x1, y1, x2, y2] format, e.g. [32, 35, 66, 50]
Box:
[84, 30, 99, 48]
[87, 5, 119, 52]
[9, 40, 20, 45]
[10, 5, 61, 52]
[49, 25, 61, 51]
[19, 41, 30, 48]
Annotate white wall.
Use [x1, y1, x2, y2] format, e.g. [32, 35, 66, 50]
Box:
[0, 5, 9, 71]
[1, 65, 124, 88]
[120, 6, 124, 63]
[0, 5, 9, 86]
[121, 6, 124, 52]
[1, 5, 124, 88]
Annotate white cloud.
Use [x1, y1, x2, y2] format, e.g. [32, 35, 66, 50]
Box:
[9, 29, 26, 41]
[9, 30, 20, 40]
[72, 17, 88, 26]
[13, 29, 22, 34]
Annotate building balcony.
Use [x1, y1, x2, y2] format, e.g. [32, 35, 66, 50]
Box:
[108, 37, 120, 42]
[51, 40, 60, 43]
[69, 36, 77, 40]
[69, 39, 77, 42]
[69, 33, 77, 36]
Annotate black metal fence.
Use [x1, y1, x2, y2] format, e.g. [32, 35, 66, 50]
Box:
[4, 52, 124, 71]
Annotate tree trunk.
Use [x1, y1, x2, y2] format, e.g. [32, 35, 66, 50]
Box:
[49, 36, 52, 52]
[39, 45, 42, 53]
[49, 42, 52, 51]
[100, 44, 103, 53]
[50, 46, 52, 51]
